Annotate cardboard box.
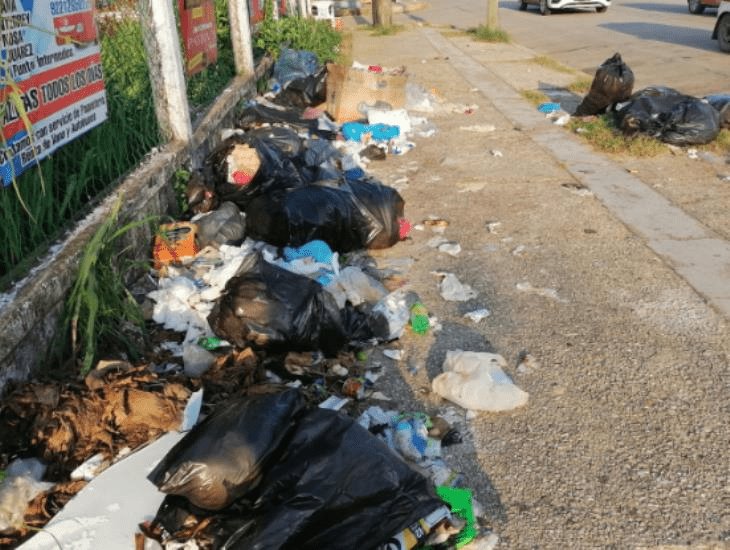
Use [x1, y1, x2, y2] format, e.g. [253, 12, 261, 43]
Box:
[326, 63, 407, 123]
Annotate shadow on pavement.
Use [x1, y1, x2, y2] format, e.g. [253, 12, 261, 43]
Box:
[621, 1, 701, 14]
[599, 22, 719, 52]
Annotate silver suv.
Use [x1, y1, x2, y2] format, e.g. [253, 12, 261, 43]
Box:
[713, 0, 730, 52]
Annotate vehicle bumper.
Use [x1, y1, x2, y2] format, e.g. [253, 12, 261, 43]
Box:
[548, 0, 610, 8]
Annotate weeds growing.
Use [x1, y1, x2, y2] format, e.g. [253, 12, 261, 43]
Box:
[530, 55, 574, 74]
[468, 26, 510, 43]
[568, 114, 666, 157]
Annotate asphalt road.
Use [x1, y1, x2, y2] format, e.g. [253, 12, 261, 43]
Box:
[400, 0, 729, 95]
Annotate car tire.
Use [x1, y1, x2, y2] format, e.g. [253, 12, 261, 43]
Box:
[539, 0, 551, 15]
[688, 0, 705, 14]
[596, 5, 607, 12]
[519, 0, 528, 10]
[719, 17, 730, 53]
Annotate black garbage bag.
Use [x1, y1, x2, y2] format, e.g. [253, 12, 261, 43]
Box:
[245, 126, 304, 157]
[614, 86, 721, 145]
[574, 53, 635, 116]
[148, 390, 305, 511]
[222, 409, 445, 550]
[207, 253, 349, 356]
[237, 103, 338, 140]
[206, 134, 305, 210]
[244, 178, 405, 253]
[704, 94, 730, 129]
[293, 137, 343, 184]
[274, 66, 329, 109]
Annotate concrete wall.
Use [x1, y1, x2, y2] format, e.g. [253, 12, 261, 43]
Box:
[0, 63, 270, 395]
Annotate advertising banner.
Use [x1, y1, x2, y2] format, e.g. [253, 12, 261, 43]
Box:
[0, 0, 108, 186]
[178, 0, 217, 77]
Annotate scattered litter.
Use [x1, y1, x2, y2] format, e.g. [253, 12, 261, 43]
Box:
[718, 174, 730, 182]
[459, 124, 496, 133]
[464, 309, 491, 323]
[384, 349, 405, 361]
[70, 454, 106, 482]
[561, 182, 593, 197]
[490, 150, 503, 158]
[485, 221, 502, 234]
[424, 217, 450, 231]
[319, 395, 350, 410]
[438, 242, 462, 256]
[438, 273, 478, 302]
[0, 459, 54, 532]
[688, 148, 699, 160]
[432, 351, 529, 412]
[516, 281, 567, 302]
[329, 364, 349, 377]
[538, 102, 561, 114]
[428, 235, 450, 248]
[371, 391, 392, 401]
[511, 245, 526, 256]
[517, 352, 541, 374]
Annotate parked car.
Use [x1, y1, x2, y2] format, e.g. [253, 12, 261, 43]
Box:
[688, 0, 720, 14]
[519, 0, 610, 15]
[712, 0, 730, 51]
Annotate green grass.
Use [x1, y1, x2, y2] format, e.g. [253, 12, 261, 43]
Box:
[568, 114, 666, 157]
[63, 197, 154, 375]
[698, 128, 730, 155]
[530, 55, 575, 74]
[467, 25, 510, 43]
[567, 76, 593, 94]
[370, 24, 406, 36]
[520, 89, 550, 106]
[0, 17, 160, 290]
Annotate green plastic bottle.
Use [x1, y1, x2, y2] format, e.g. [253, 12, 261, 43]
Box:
[410, 302, 430, 335]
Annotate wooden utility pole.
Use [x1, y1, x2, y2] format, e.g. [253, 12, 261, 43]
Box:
[373, 0, 393, 27]
[486, 0, 500, 29]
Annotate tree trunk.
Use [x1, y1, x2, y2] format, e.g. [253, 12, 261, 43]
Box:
[486, 0, 500, 29]
[373, 0, 393, 27]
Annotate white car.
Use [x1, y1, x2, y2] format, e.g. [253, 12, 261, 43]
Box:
[712, 0, 730, 52]
[519, 0, 610, 15]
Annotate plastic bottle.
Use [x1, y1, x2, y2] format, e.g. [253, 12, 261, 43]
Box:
[410, 302, 429, 335]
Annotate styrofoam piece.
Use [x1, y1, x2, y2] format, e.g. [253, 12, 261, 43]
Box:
[19, 432, 187, 550]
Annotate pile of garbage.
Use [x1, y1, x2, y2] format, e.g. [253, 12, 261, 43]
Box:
[0, 51, 525, 549]
[544, 52, 730, 145]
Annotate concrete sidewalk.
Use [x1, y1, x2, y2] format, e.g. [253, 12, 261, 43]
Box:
[344, 21, 730, 548]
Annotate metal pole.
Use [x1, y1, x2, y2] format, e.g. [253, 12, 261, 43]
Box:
[137, 0, 193, 143]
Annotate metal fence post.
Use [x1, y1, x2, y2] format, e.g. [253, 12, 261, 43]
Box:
[137, 0, 193, 144]
[229, 0, 256, 75]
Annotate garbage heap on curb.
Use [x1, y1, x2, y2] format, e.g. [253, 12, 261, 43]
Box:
[0, 50, 523, 550]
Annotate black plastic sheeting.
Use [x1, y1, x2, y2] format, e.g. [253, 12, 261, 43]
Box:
[207, 134, 306, 210]
[244, 178, 405, 253]
[574, 53, 635, 117]
[148, 390, 306, 511]
[237, 103, 337, 139]
[150, 400, 444, 550]
[704, 94, 730, 129]
[614, 86, 721, 145]
[207, 254, 352, 356]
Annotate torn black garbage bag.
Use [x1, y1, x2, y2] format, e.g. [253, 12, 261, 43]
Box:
[237, 103, 337, 140]
[148, 389, 305, 511]
[206, 134, 305, 210]
[274, 66, 328, 109]
[574, 53, 634, 116]
[207, 253, 349, 356]
[614, 86, 721, 145]
[244, 178, 405, 252]
[222, 408, 445, 550]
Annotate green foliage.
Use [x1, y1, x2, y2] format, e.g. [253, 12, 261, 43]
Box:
[254, 1, 342, 62]
[568, 114, 665, 157]
[173, 169, 191, 212]
[64, 197, 154, 376]
[467, 25, 510, 43]
[0, 17, 160, 290]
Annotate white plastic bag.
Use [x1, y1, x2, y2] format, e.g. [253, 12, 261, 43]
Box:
[432, 351, 529, 412]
